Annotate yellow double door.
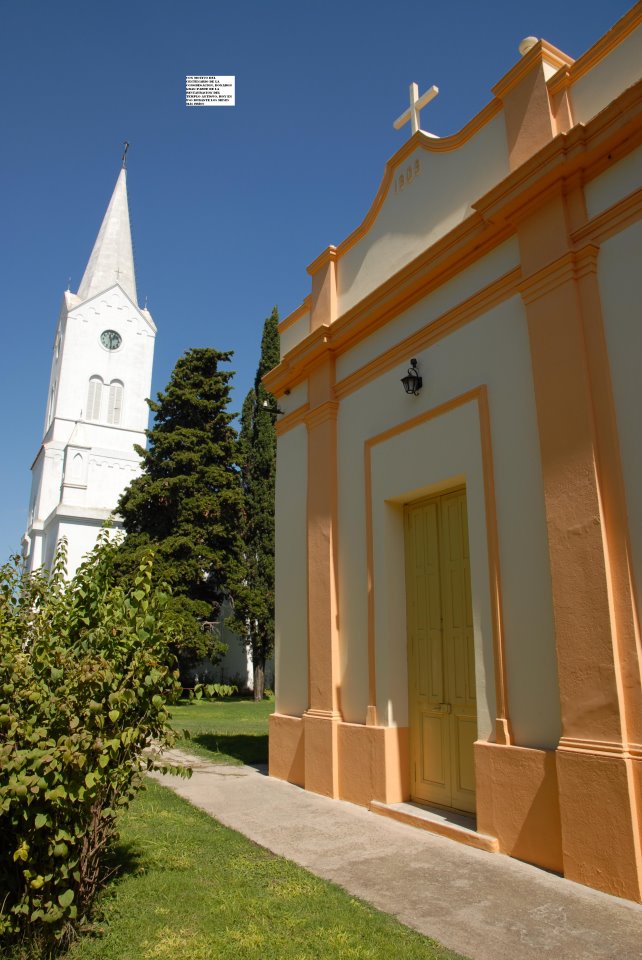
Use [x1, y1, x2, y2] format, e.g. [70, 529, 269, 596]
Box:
[405, 489, 477, 814]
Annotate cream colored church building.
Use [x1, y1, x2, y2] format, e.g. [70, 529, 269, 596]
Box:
[23, 167, 156, 577]
[267, 4, 642, 901]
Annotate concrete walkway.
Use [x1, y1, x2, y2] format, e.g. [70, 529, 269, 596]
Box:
[150, 751, 642, 960]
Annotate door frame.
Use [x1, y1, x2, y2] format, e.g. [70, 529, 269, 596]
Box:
[404, 485, 478, 813]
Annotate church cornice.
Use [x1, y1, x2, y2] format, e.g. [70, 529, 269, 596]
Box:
[68, 283, 157, 334]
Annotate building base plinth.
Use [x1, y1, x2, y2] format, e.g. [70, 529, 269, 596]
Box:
[269, 714, 409, 805]
[338, 722, 408, 805]
[475, 741, 563, 873]
[268, 713, 304, 786]
[303, 711, 341, 798]
[556, 747, 642, 902]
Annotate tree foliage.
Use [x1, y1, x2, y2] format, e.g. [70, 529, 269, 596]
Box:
[232, 308, 280, 700]
[114, 348, 244, 675]
[0, 536, 186, 954]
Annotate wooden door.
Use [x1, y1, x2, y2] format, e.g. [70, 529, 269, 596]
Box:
[405, 489, 477, 813]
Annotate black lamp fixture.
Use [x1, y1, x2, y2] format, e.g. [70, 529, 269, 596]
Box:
[401, 358, 422, 396]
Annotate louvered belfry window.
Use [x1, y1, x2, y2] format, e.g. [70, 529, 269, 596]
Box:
[107, 380, 123, 425]
[86, 376, 103, 421]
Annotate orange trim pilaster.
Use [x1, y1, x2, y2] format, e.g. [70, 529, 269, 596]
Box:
[307, 246, 337, 331]
[518, 187, 642, 900]
[303, 356, 342, 797]
[492, 41, 572, 172]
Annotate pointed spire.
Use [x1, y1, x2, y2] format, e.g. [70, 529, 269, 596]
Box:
[77, 168, 138, 305]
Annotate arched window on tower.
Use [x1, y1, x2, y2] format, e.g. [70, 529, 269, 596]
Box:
[47, 381, 57, 428]
[71, 453, 84, 481]
[86, 376, 103, 421]
[107, 380, 124, 425]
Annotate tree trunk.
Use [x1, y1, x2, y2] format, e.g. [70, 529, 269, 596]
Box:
[253, 659, 265, 701]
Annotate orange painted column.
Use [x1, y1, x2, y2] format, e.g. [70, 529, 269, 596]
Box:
[302, 248, 342, 798]
[517, 185, 642, 900]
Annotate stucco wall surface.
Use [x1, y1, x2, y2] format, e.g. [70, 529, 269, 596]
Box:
[571, 22, 642, 126]
[60, 288, 154, 434]
[279, 380, 308, 418]
[280, 310, 310, 358]
[336, 294, 560, 747]
[336, 239, 520, 384]
[597, 220, 642, 628]
[274, 425, 309, 716]
[584, 144, 642, 221]
[337, 116, 509, 317]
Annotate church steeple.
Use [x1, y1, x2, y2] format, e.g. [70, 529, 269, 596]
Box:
[77, 167, 138, 305]
[23, 162, 156, 578]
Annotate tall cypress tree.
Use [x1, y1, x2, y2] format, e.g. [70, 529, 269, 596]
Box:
[114, 348, 243, 675]
[233, 308, 280, 700]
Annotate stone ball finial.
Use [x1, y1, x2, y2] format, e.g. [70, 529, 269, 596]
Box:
[519, 36, 539, 56]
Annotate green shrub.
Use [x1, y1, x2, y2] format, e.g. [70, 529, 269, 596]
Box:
[0, 535, 187, 954]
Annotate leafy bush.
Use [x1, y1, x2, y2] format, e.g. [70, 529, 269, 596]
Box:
[0, 536, 187, 954]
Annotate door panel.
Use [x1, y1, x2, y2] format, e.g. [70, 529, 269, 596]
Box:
[405, 489, 477, 813]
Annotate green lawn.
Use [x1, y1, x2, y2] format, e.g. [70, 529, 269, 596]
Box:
[169, 697, 274, 765]
[64, 779, 466, 960]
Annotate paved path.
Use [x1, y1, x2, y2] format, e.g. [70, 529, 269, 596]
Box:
[151, 751, 642, 960]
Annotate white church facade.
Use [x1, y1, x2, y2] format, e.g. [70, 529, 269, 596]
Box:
[23, 165, 156, 577]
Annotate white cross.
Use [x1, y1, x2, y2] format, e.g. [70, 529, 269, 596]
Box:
[393, 82, 439, 138]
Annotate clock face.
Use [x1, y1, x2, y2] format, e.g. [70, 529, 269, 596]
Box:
[100, 329, 122, 351]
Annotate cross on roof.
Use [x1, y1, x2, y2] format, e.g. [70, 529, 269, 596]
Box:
[393, 82, 439, 138]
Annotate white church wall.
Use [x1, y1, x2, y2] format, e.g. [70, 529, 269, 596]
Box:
[59, 290, 154, 433]
[597, 219, 642, 632]
[278, 379, 308, 417]
[335, 238, 520, 384]
[34, 446, 65, 524]
[84, 452, 141, 512]
[584, 144, 642, 221]
[53, 516, 120, 578]
[336, 293, 560, 747]
[337, 115, 510, 317]
[369, 403, 492, 738]
[570, 21, 642, 127]
[279, 308, 310, 358]
[274, 424, 308, 717]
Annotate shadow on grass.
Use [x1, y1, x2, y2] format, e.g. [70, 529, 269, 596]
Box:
[190, 733, 268, 764]
[102, 839, 149, 886]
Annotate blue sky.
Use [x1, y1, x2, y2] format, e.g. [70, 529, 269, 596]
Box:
[0, 0, 633, 558]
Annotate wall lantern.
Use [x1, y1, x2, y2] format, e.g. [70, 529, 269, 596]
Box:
[401, 358, 422, 396]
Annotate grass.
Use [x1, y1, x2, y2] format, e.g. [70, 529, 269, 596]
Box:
[64, 779, 467, 960]
[168, 696, 274, 765]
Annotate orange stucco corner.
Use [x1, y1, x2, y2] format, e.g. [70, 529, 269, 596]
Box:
[475, 741, 563, 873]
[556, 748, 642, 902]
[269, 713, 304, 787]
[338, 723, 409, 807]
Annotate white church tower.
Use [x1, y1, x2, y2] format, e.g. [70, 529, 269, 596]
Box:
[23, 162, 156, 576]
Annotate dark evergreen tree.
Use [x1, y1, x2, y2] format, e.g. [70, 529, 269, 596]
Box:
[233, 308, 280, 700]
[114, 348, 243, 678]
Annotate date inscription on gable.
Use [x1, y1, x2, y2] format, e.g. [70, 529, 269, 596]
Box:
[394, 158, 421, 194]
